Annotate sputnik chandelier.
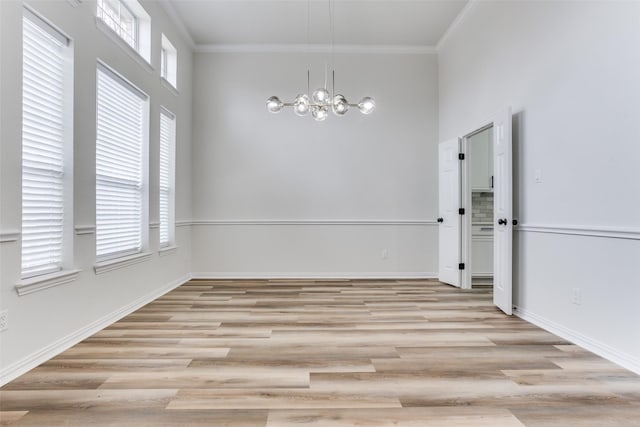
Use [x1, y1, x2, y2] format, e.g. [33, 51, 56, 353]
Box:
[266, 0, 375, 121]
[266, 72, 375, 121]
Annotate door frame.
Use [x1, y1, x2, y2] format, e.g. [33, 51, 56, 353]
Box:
[460, 123, 494, 290]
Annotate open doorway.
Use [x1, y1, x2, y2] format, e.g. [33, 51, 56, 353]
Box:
[438, 107, 512, 314]
[468, 127, 494, 289]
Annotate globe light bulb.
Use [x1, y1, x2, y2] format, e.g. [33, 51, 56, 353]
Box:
[312, 88, 330, 106]
[293, 93, 310, 116]
[266, 96, 283, 113]
[312, 105, 329, 122]
[357, 97, 375, 115]
[332, 94, 349, 116]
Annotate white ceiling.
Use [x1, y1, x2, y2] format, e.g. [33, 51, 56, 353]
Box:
[165, 0, 469, 49]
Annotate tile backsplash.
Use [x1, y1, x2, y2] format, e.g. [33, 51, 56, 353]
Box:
[472, 191, 494, 223]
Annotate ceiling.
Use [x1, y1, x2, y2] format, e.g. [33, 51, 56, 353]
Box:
[165, 0, 469, 49]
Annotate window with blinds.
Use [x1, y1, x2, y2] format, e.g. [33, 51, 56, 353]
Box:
[21, 10, 72, 278]
[159, 109, 176, 248]
[96, 63, 148, 260]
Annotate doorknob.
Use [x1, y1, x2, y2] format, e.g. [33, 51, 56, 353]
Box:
[437, 217, 444, 223]
[498, 218, 507, 225]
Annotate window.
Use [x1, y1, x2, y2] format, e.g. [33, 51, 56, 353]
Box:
[95, 63, 149, 261]
[96, 0, 150, 62]
[160, 34, 177, 88]
[159, 109, 176, 248]
[21, 9, 73, 279]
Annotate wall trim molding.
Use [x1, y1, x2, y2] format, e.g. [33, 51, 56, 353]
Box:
[0, 230, 20, 243]
[436, 0, 478, 51]
[190, 219, 437, 226]
[156, 0, 196, 48]
[517, 223, 640, 241]
[94, 252, 152, 275]
[514, 306, 640, 376]
[176, 220, 192, 227]
[195, 43, 437, 55]
[16, 269, 81, 297]
[0, 273, 192, 387]
[192, 272, 438, 280]
[149, 221, 160, 229]
[74, 225, 96, 235]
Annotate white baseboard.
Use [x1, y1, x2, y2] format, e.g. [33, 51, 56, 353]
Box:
[191, 272, 438, 280]
[0, 273, 192, 386]
[514, 305, 640, 375]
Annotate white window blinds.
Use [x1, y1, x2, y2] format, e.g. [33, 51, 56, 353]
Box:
[21, 12, 70, 278]
[96, 64, 147, 259]
[159, 109, 175, 247]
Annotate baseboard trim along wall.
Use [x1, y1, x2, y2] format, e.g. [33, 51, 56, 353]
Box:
[0, 274, 193, 387]
[514, 306, 640, 376]
[191, 272, 439, 280]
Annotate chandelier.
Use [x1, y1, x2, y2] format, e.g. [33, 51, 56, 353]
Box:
[265, 0, 375, 121]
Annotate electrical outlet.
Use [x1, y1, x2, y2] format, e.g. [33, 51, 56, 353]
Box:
[0, 310, 8, 332]
[535, 168, 542, 183]
[381, 249, 388, 260]
[571, 288, 581, 305]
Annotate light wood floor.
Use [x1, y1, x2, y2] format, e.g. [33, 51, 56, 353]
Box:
[1, 279, 639, 426]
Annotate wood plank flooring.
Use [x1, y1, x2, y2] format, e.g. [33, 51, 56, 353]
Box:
[1, 279, 639, 426]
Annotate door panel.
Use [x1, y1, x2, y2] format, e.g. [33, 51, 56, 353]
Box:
[493, 108, 513, 315]
[438, 139, 461, 287]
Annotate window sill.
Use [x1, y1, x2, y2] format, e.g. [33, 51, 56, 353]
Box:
[16, 269, 81, 296]
[94, 251, 152, 275]
[158, 245, 178, 256]
[161, 77, 179, 96]
[95, 18, 153, 73]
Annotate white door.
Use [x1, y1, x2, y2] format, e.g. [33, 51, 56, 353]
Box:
[438, 139, 461, 287]
[492, 108, 513, 315]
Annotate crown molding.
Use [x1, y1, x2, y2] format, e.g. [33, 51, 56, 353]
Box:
[195, 43, 437, 55]
[436, 0, 478, 52]
[157, 0, 196, 49]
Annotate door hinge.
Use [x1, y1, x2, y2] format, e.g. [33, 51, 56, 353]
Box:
[458, 153, 465, 160]
[458, 208, 465, 215]
[459, 263, 465, 270]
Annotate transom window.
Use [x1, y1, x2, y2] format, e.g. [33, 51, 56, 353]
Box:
[96, 0, 151, 63]
[97, 0, 137, 50]
[160, 34, 177, 88]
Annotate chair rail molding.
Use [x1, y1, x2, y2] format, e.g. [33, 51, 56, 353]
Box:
[517, 223, 640, 241]
[0, 230, 20, 243]
[189, 219, 437, 226]
[74, 225, 96, 235]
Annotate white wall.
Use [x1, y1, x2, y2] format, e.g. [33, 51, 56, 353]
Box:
[191, 52, 439, 277]
[439, 0, 640, 372]
[0, 0, 193, 384]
